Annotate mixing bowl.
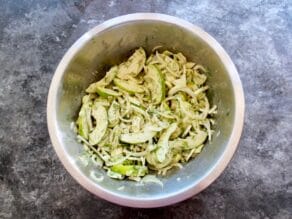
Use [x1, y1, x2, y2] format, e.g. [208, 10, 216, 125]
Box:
[47, 13, 244, 208]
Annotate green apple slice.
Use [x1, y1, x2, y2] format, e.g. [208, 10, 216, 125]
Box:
[96, 87, 120, 97]
[89, 103, 108, 145]
[156, 123, 177, 162]
[145, 64, 165, 104]
[120, 130, 156, 144]
[114, 78, 144, 94]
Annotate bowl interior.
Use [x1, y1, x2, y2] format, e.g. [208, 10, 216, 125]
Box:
[54, 20, 235, 199]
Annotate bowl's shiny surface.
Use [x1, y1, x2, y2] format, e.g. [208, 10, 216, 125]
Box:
[47, 13, 244, 208]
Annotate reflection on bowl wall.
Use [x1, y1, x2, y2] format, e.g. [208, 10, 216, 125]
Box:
[47, 13, 244, 208]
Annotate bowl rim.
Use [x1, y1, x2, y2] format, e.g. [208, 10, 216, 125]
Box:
[47, 13, 245, 208]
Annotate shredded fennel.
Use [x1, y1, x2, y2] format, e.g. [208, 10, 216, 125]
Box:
[75, 47, 216, 181]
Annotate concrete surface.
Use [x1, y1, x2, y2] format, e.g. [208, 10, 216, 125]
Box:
[0, 0, 291, 218]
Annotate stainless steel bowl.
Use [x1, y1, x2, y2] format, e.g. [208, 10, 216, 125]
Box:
[47, 13, 244, 208]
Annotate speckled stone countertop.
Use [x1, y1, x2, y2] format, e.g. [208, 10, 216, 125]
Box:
[0, 0, 291, 218]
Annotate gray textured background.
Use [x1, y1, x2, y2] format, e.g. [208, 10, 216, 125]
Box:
[0, 0, 291, 218]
